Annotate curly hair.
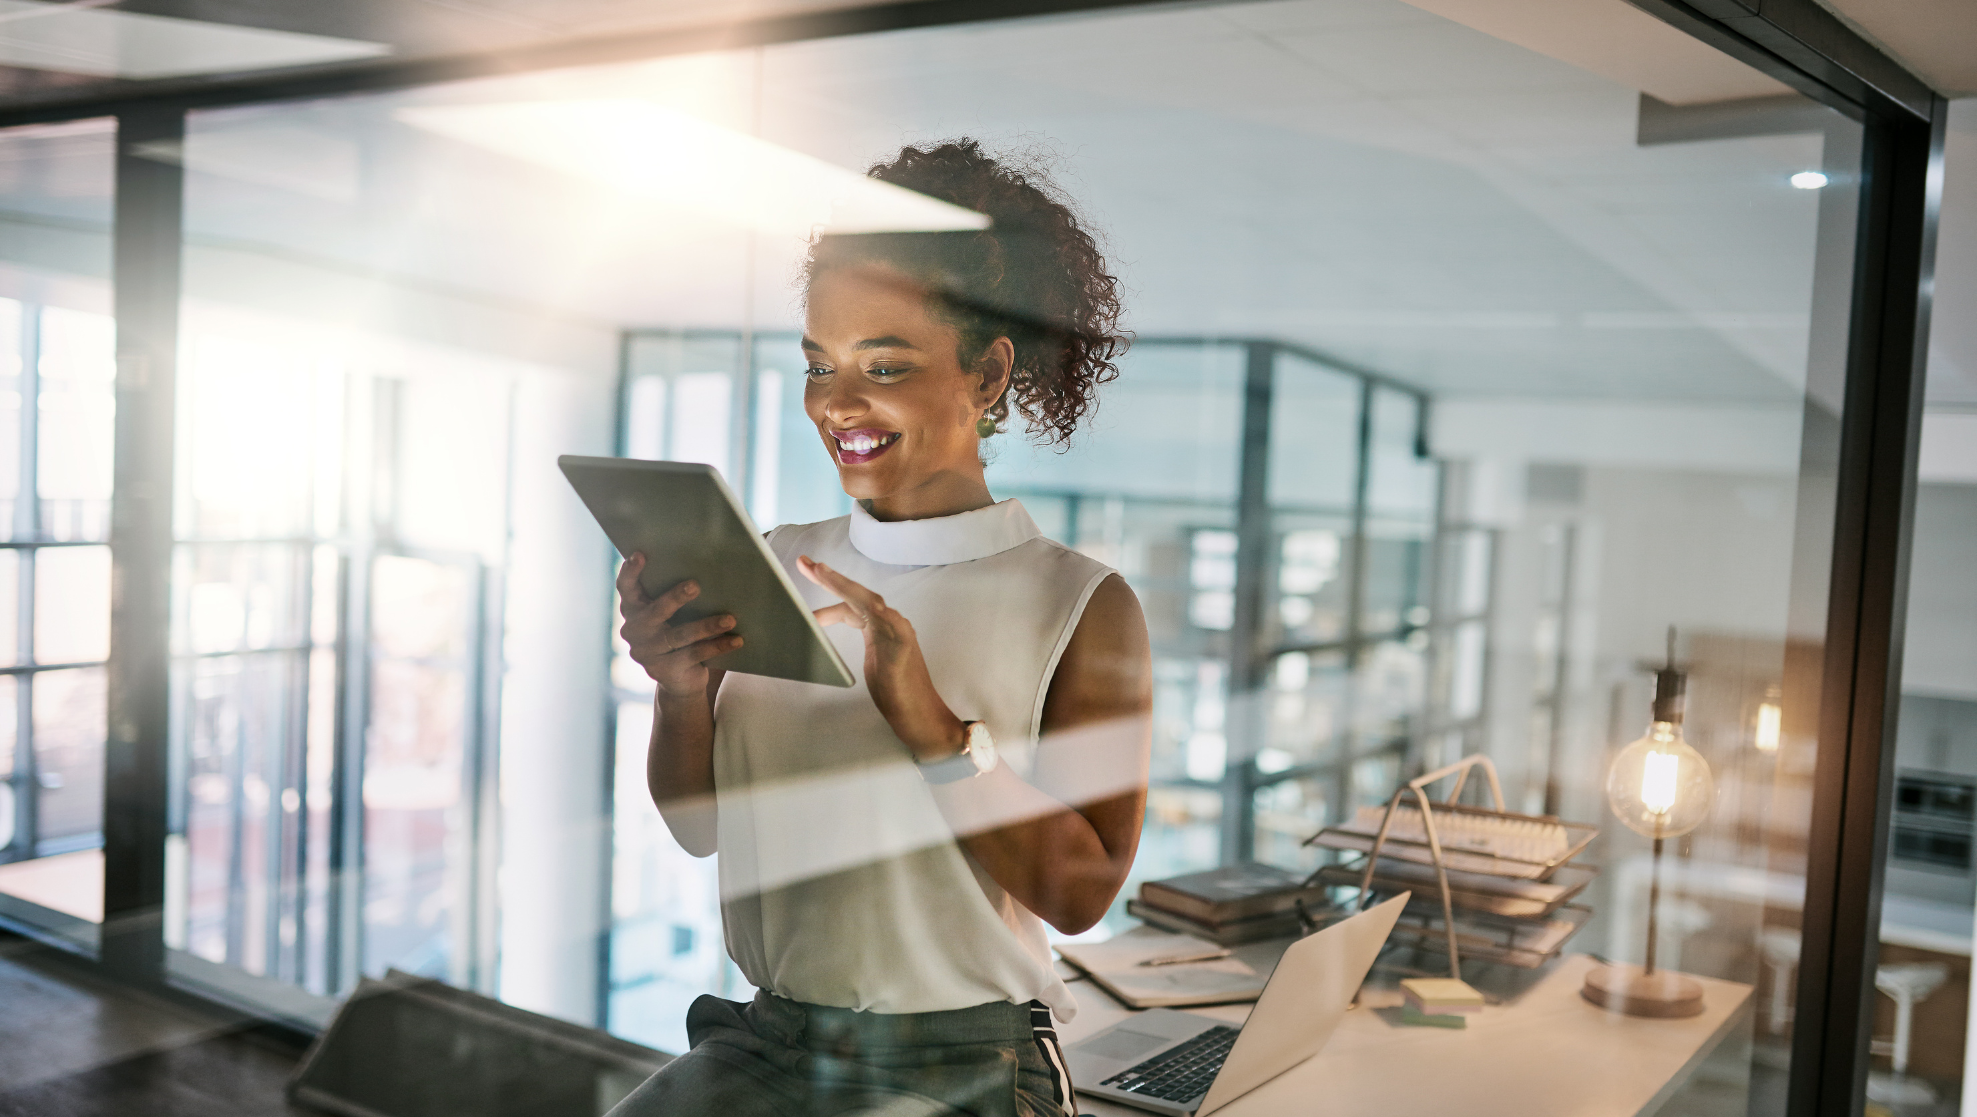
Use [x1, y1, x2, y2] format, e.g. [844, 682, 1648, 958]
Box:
[803, 140, 1128, 448]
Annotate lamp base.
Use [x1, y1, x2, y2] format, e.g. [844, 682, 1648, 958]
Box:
[1582, 964, 1705, 1018]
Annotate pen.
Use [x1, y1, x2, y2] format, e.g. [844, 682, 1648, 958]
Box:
[1137, 949, 1233, 968]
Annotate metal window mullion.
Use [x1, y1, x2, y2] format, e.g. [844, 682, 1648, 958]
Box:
[1331, 380, 1375, 817]
[326, 375, 377, 995]
[1219, 341, 1275, 864]
[1787, 100, 1946, 1117]
[8, 302, 38, 862]
[222, 671, 247, 965]
[274, 632, 309, 986]
[1420, 463, 1458, 773]
[1540, 525, 1577, 817]
[469, 560, 506, 998]
[15, 297, 37, 543]
[103, 107, 184, 983]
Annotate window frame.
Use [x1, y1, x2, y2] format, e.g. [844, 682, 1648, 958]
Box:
[0, 296, 116, 953]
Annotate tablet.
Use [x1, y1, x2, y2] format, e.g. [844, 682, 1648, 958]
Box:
[559, 455, 856, 688]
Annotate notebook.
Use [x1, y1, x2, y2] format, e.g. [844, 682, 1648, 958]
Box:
[1056, 929, 1281, 1009]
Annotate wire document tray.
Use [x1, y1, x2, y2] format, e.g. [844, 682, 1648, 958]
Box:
[1386, 905, 1595, 969]
[1303, 754, 1599, 977]
[1312, 803, 1597, 880]
[1311, 860, 1597, 921]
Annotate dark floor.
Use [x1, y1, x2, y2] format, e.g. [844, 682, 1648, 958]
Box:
[0, 935, 308, 1116]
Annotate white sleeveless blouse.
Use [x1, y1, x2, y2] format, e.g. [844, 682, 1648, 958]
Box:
[712, 498, 1113, 1019]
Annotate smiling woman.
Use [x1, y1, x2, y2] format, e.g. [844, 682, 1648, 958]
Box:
[609, 140, 1151, 1117]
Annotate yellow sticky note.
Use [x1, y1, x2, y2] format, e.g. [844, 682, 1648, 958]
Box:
[1400, 978, 1484, 1008]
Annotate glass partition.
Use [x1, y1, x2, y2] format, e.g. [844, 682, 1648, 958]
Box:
[137, 1, 1879, 1112]
[1872, 97, 1976, 1114]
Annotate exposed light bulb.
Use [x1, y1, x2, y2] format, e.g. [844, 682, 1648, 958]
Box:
[1607, 723, 1715, 838]
[1755, 701, 1782, 752]
[1641, 751, 1680, 814]
[1790, 171, 1829, 190]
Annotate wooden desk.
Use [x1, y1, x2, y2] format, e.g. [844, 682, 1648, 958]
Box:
[1061, 954, 1752, 1117]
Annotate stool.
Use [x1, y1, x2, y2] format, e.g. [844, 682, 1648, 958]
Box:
[1866, 962, 1949, 1107]
[1758, 929, 1801, 1036]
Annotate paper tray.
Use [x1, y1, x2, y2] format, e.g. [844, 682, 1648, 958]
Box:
[1313, 860, 1598, 920]
[1385, 904, 1593, 969]
[1307, 804, 1598, 880]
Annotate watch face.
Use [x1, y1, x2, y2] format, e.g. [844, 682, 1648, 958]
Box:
[966, 721, 997, 774]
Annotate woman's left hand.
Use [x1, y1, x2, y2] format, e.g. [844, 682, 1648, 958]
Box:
[799, 555, 964, 762]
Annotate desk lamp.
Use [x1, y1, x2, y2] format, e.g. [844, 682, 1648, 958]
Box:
[1583, 630, 1716, 1018]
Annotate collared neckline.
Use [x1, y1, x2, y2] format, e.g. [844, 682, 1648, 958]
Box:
[847, 498, 1042, 567]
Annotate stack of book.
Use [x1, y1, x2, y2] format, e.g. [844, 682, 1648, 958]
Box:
[1399, 977, 1485, 1028]
[1125, 862, 1325, 945]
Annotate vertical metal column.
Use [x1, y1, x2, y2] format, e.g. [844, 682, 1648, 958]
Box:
[102, 107, 184, 982]
[1334, 381, 1375, 819]
[9, 304, 40, 861]
[1219, 342, 1275, 864]
[1790, 100, 1947, 1117]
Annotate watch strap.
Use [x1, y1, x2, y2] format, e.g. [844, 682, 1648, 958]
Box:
[917, 720, 992, 784]
[917, 751, 981, 785]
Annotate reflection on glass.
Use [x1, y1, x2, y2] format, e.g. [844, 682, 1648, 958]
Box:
[362, 555, 473, 980]
[624, 334, 741, 480]
[1365, 387, 1435, 519]
[1267, 351, 1359, 511]
[754, 335, 850, 528]
[0, 551, 17, 667]
[1268, 519, 1353, 648]
[34, 544, 109, 665]
[1187, 530, 1237, 632]
[1261, 649, 1346, 768]
[106, 6, 1882, 1110]
[35, 307, 114, 543]
[184, 335, 322, 540]
[180, 653, 305, 976]
[989, 341, 1244, 504]
[0, 678, 16, 852]
[167, 324, 340, 991]
[0, 299, 19, 531]
[607, 701, 741, 1054]
[31, 666, 104, 848]
[1254, 777, 1328, 872]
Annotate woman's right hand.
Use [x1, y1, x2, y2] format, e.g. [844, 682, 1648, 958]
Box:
[617, 553, 742, 697]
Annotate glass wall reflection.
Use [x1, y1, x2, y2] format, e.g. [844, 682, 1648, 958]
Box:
[139, 1, 1878, 1110]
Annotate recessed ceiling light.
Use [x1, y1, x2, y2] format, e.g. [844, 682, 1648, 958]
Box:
[1790, 171, 1829, 190]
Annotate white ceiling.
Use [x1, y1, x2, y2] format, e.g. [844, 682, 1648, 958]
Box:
[1823, 0, 1977, 98]
[2, 0, 1963, 411]
[1400, 0, 1792, 104]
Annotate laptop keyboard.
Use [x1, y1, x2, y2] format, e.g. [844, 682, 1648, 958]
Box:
[1099, 1025, 1240, 1103]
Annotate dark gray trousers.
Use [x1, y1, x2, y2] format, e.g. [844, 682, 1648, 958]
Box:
[606, 991, 1077, 1117]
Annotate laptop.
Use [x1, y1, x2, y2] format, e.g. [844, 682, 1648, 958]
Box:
[1065, 893, 1409, 1116]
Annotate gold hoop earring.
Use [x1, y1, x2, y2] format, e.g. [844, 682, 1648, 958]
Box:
[975, 415, 996, 438]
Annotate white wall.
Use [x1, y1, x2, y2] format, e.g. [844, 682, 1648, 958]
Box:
[1433, 399, 1807, 479]
[1903, 483, 1977, 701]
